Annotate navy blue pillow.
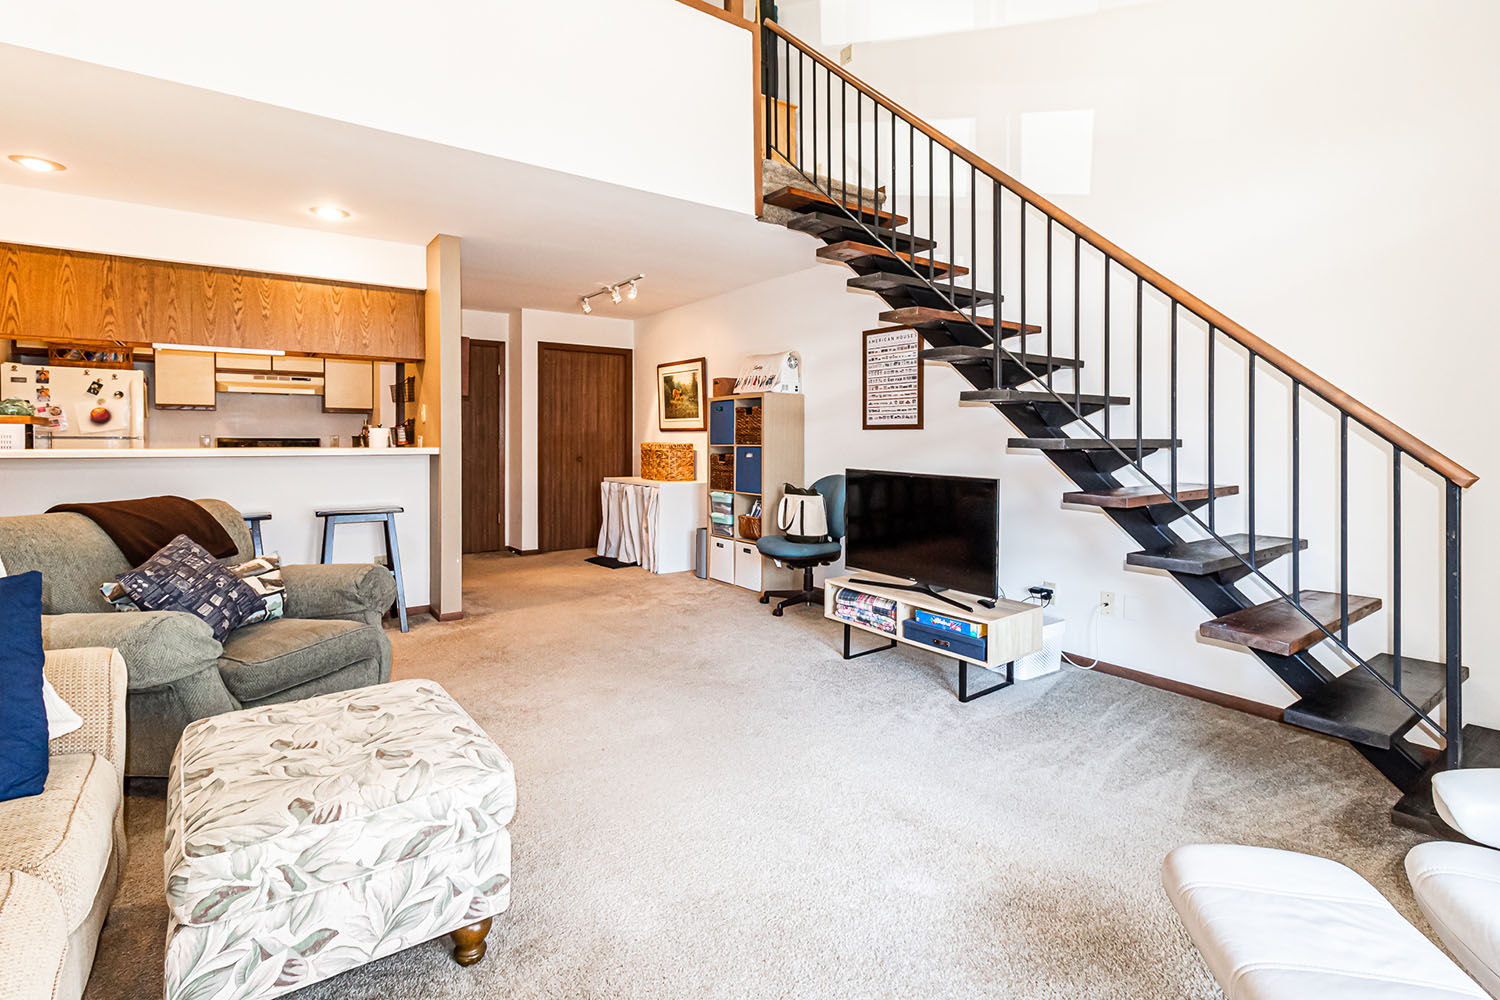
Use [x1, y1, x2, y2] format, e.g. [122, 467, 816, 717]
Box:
[0, 571, 48, 801]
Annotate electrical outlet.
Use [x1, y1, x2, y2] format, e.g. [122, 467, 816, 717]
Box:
[1100, 591, 1117, 617]
[1043, 580, 1059, 601]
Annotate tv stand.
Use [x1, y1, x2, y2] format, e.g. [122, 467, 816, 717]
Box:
[847, 577, 973, 613]
[825, 573, 1043, 702]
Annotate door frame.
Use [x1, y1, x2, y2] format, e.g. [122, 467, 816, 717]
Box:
[536, 341, 633, 552]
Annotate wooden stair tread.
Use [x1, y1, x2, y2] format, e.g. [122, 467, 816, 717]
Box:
[1284, 655, 1469, 748]
[818, 241, 968, 277]
[849, 271, 995, 305]
[785, 212, 939, 251]
[1064, 484, 1240, 509]
[921, 346, 1081, 367]
[1199, 591, 1383, 657]
[1125, 533, 1303, 574]
[765, 184, 908, 226]
[1009, 437, 1180, 452]
[960, 389, 1127, 405]
[881, 307, 1040, 335]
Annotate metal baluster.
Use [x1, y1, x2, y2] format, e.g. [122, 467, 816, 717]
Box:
[1392, 448, 1402, 692]
[927, 138, 934, 284]
[890, 104, 896, 247]
[785, 37, 792, 172]
[1444, 482, 1463, 769]
[856, 92, 862, 220]
[1020, 203, 1028, 390]
[1103, 258, 1111, 438]
[909, 120, 915, 270]
[797, 48, 804, 171]
[1134, 279, 1143, 462]
[1074, 237, 1082, 416]
[1292, 383, 1301, 598]
[1340, 412, 1349, 642]
[1170, 302, 1178, 494]
[810, 53, 817, 187]
[765, 31, 774, 159]
[872, 103, 879, 234]
[841, 78, 846, 213]
[1247, 352, 1254, 565]
[1207, 328, 1216, 531]
[970, 163, 977, 324]
[948, 153, 955, 305]
[993, 180, 1002, 377]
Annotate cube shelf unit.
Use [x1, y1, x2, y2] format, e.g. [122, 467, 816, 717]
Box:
[705, 391, 804, 593]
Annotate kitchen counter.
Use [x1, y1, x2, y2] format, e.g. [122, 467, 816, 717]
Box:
[0, 447, 438, 459]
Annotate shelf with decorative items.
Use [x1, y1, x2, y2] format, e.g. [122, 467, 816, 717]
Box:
[704, 391, 804, 592]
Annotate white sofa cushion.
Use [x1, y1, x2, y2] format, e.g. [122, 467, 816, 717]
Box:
[0, 752, 120, 928]
[1406, 840, 1500, 996]
[0, 870, 70, 999]
[1432, 769, 1500, 850]
[1164, 843, 1487, 999]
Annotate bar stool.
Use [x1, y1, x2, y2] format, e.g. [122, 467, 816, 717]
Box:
[315, 505, 408, 633]
[241, 512, 272, 557]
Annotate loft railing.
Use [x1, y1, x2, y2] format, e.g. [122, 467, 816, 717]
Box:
[763, 20, 1477, 767]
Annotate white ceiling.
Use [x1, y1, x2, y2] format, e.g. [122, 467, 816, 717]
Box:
[0, 43, 816, 316]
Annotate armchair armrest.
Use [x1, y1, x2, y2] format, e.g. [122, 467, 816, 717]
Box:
[43, 647, 127, 775]
[280, 563, 396, 625]
[42, 611, 222, 691]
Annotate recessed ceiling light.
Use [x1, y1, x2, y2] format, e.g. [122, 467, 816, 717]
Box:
[8, 155, 66, 173]
[309, 205, 350, 221]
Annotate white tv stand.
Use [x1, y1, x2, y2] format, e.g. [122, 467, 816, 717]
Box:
[824, 573, 1043, 701]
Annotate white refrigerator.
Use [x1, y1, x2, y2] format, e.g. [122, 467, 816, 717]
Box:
[1, 362, 147, 448]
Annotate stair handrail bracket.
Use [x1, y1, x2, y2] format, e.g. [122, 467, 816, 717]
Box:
[761, 19, 1476, 773]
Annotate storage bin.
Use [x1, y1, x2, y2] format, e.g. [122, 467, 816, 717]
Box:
[735, 447, 763, 494]
[902, 619, 988, 660]
[709, 452, 735, 490]
[738, 515, 762, 541]
[735, 404, 763, 443]
[1015, 614, 1066, 680]
[709, 400, 735, 446]
[640, 442, 695, 481]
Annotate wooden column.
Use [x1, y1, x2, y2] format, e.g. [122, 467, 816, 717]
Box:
[422, 234, 465, 620]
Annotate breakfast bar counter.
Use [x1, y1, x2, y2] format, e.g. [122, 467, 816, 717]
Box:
[0, 447, 438, 606]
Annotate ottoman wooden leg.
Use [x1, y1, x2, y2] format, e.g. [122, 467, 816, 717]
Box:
[450, 917, 492, 967]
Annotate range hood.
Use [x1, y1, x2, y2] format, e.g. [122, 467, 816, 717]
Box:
[214, 373, 325, 395]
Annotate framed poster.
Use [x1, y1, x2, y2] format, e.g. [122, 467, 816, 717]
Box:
[657, 356, 708, 431]
[862, 328, 923, 429]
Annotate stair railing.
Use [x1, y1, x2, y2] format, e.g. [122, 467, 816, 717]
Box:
[763, 20, 1478, 766]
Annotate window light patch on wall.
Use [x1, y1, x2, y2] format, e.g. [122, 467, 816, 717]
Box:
[1019, 109, 1095, 197]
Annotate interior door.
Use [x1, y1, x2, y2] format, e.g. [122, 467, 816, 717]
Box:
[461, 339, 506, 553]
[538, 342, 632, 552]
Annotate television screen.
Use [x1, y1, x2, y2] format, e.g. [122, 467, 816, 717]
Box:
[844, 469, 999, 599]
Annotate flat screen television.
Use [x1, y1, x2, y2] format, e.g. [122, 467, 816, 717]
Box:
[844, 469, 999, 605]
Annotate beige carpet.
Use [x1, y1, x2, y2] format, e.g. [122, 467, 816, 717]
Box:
[87, 551, 1436, 999]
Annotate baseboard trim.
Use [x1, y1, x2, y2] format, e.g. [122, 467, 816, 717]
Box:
[505, 546, 541, 556]
[432, 610, 465, 622]
[1070, 652, 1283, 722]
[404, 605, 432, 618]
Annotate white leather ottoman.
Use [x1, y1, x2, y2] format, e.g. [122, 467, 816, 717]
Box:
[164, 679, 516, 1000]
[1163, 843, 1487, 999]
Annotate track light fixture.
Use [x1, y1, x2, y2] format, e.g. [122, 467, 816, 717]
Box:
[579, 274, 646, 314]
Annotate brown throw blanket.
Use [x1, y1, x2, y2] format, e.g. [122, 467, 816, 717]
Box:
[47, 496, 237, 567]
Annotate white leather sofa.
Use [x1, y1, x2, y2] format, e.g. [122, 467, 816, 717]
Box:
[1406, 769, 1500, 996]
[0, 648, 127, 1000]
[1163, 843, 1488, 999]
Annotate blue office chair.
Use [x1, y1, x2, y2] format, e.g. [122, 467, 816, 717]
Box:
[756, 474, 845, 617]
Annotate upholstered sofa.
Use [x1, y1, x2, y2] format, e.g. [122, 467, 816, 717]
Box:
[0, 499, 396, 776]
[0, 647, 127, 1000]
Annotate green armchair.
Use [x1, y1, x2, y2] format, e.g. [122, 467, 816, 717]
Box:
[0, 498, 396, 776]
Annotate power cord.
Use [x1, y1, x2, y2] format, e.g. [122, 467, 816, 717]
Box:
[1061, 601, 1105, 670]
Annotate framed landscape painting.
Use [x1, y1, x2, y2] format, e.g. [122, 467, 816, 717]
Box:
[657, 357, 707, 431]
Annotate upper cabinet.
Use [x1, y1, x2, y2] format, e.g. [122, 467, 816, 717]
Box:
[154, 349, 217, 409]
[0, 243, 425, 361]
[323, 359, 375, 413]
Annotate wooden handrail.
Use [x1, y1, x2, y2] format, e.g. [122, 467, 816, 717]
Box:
[764, 19, 1478, 488]
[672, 0, 752, 31]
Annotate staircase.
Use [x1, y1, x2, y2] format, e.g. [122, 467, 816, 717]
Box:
[759, 21, 1489, 811]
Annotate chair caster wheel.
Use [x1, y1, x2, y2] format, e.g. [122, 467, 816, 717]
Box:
[772, 607, 783, 617]
[759, 595, 769, 604]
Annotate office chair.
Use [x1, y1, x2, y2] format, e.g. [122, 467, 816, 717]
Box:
[756, 473, 844, 617]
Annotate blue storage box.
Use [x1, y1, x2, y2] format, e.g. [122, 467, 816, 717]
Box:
[902, 619, 988, 660]
[735, 446, 762, 494]
[710, 400, 735, 446]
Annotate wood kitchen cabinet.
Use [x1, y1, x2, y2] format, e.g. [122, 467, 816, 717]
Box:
[323, 359, 374, 413]
[154, 349, 217, 409]
[273, 356, 325, 375]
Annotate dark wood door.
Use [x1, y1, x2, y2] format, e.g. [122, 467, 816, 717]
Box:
[538, 342, 632, 551]
[461, 339, 506, 553]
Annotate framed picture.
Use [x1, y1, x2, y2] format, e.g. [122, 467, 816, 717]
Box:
[657, 357, 708, 432]
[862, 328, 923, 429]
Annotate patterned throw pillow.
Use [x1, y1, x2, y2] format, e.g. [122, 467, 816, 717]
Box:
[113, 535, 267, 642]
[102, 553, 286, 626]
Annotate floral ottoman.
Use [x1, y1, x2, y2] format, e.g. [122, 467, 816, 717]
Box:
[164, 679, 515, 1000]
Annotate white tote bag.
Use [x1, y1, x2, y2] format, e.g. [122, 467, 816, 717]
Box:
[776, 486, 829, 543]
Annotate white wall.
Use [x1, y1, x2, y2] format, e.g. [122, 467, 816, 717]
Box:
[1, 0, 755, 216]
[0, 184, 425, 288]
[508, 308, 635, 551]
[635, 263, 1299, 707]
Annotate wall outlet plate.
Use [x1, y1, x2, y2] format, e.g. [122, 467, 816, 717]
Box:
[1043, 580, 1058, 601]
[1100, 591, 1117, 617]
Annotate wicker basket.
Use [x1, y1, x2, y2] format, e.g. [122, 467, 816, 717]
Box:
[709, 452, 735, 491]
[640, 442, 695, 481]
[738, 515, 762, 541]
[735, 405, 763, 443]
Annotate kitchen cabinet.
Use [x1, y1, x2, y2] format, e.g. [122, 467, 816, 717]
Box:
[216, 353, 271, 372]
[273, 356, 325, 375]
[323, 359, 374, 413]
[154, 350, 217, 409]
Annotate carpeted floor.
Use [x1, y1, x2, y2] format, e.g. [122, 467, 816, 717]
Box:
[87, 551, 1437, 999]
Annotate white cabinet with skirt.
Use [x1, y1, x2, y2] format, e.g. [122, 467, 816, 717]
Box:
[597, 477, 706, 574]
